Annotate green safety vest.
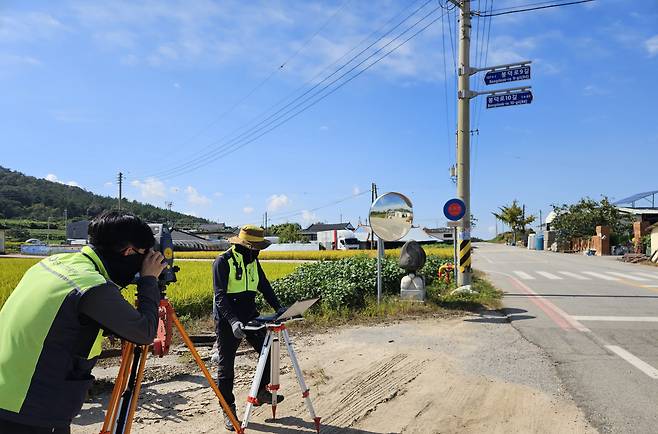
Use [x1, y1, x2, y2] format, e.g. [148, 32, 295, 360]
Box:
[0, 246, 107, 417]
[227, 247, 260, 294]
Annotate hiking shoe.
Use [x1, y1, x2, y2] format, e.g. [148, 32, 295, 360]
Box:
[223, 404, 239, 431]
[255, 389, 284, 406]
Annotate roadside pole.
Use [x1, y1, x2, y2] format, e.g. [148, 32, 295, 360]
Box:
[456, 0, 472, 286]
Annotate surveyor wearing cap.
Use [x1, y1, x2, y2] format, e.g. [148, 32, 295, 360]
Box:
[212, 225, 285, 431]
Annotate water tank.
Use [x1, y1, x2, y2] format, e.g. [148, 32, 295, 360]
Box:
[536, 234, 544, 251]
[528, 234, 536, 250]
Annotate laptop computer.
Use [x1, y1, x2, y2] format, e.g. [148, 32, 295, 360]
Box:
[244, 298, 320, 329]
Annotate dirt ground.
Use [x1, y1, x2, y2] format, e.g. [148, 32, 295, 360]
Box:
[73, 314, 596, 434]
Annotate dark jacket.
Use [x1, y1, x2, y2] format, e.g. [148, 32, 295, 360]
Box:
[212, 250, 281, 325]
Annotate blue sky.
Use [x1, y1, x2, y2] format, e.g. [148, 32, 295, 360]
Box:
[1, 0, 657, 238]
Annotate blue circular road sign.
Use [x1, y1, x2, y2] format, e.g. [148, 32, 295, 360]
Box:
[443, 198, 466, 221]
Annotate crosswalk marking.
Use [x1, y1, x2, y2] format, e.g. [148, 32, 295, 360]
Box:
[632, 272, 658, 280]
[606, 272, 649, 281]
[513, 271, 535, 280]
[536, 271, 562, 280]
[582, 271, 619, 281]
[558, 271, 590, 280]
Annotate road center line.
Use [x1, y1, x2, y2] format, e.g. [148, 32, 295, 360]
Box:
[605, 345, 658, 379]
[572, 316, 658, 322]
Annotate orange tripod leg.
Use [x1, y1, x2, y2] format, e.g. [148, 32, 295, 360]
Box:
[100, 342, 135, 434]
[124, 345, 149, 434]
[170, 308, 244, 434]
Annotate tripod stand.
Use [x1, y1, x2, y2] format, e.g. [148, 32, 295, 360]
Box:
[241, 319, 321, 433]
[99, 295, 243, 434]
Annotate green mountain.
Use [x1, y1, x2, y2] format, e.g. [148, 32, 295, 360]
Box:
[0, 166, 210, 227]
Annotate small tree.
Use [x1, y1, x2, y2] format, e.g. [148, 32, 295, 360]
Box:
[492, 200, 535, 244]
[268, 223, 307, 243]
[551, 197, 632, 244]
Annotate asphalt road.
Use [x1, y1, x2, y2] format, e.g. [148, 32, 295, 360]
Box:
[474, 242, 658, 433]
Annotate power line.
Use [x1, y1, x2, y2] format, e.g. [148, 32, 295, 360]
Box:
[476, 0, 595, 17]
[141, 0, 435, 181]
[146, 0, 353, 168]
[151, 6, 446, 181]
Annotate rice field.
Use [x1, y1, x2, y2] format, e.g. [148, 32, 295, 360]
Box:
[177, 246, 453, 261]
[0, 257, 300, 316]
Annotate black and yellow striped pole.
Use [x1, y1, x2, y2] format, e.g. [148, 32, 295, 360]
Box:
[459, 239, 472, 274]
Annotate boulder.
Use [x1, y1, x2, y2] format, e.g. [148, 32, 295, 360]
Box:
[398, 240, 426, 272]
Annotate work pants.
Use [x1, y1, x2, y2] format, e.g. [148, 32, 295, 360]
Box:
[0, 418, 70, 434]
[215, 320, 271, 406]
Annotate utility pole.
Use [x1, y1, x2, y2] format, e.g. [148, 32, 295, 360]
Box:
[165, 201, 173, 227]
[454, 0, 472, 286]
[117, 172, 124, 211]
[63, 208, 68, 241]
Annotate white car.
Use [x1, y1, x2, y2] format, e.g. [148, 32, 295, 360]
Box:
[24, 238, 46, 245]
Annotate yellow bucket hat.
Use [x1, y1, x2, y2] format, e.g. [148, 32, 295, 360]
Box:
[228, 225, 271, 250]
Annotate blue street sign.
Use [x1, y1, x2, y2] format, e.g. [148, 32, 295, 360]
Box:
[484, 66, 531, 85]
[444, 198, 466, 221]
[486, 91, 533, 109]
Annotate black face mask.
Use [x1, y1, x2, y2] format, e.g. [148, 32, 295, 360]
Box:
[235, 244, 259, 264]
[101, 250, 146, 288]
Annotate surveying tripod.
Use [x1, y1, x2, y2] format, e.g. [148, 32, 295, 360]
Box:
[241, 317, 321, 433]
[99, 291, 243, 434]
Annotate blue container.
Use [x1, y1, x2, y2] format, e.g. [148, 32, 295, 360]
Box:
[536, 234, 545, 250]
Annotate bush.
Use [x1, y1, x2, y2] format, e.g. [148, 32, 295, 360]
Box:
[270, 254, 449, 311]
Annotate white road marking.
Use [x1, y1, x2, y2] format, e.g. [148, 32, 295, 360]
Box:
[582, 271, 619, 281]
[632, 272, 658, 280]
[606, 272, 649, 281]
[572, 316, 658, 322]
[536, 271, 562, 280]
[605, 345, 658, 379]
[558, 271, 590, 280]
[513, 271, 535, 280]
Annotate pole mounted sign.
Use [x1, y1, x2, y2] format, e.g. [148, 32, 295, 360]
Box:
[486, 90, 533, 108]
[484, 65, 531, 85]
[443, 198, 466, 221]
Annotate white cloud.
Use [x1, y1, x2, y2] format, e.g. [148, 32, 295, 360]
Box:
[169, 186, 180, 194]
[45, 173, 79, 187]
[213, 192, 224, 198]
[301, 210, 317, 224]
[0, 12, 67, 43]
[131, 177, 166, 199]
[0, 54, 41, 67]
[267, 194, 290, 212]
[583, 84, 608, 97]
[646, 35, 658, 57]
[174, 82, 181, 88]
[243, 206, 255, 215]
[104, 181, 114, 188]
[319, 125, 329, 131]
[352, 186, 361, 196]
[185, 186, 211, 206]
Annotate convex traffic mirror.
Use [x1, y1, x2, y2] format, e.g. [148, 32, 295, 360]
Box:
[369, 192, 413, 242]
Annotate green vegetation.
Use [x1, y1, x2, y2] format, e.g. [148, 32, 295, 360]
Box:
[492, 200, 536, 244]
[551, 196, 633, 244]
[1, 252, 502, 324]
[266, 223, 307, 243]
[177, 246, 453, 261]
[0, 166, 209, 235]
[0, 258, 300, 316]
